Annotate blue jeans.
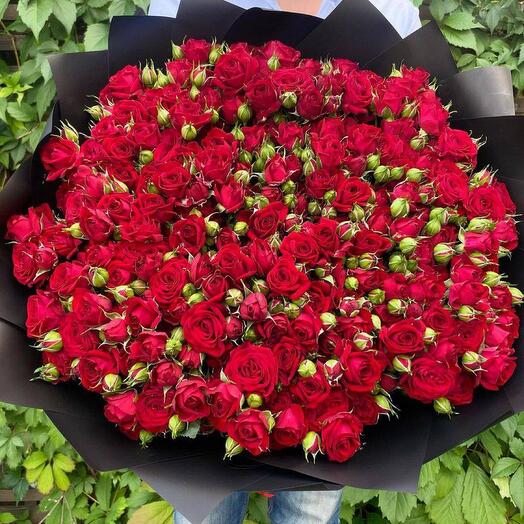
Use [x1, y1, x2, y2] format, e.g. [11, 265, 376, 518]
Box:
[174, 490, 342, 524]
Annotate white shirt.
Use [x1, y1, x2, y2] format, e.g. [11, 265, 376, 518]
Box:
[148, 0, 421, 39]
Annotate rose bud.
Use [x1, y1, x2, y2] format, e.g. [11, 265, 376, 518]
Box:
[388, 253, 407, 273]
[181, 123, 197, 141]
[187, 292, 205, 306]
[190, 66, 206, 87]
[247, 393, 263, 408]
[36, 363, 60, 382]
[110, 285, 134, 304]
[509, 287, 524, 305]
[284, 302, 301, 320]
[302, 431, 321, 462]
[399, 237, 417, 255]
[237, 103, 252, 123]
[86, 104, 108, 121]
[102, 373, 122, 393]
[141, 62, 157, 87]
[320, 312, 337, 329]
[469, 169, 491, 188]
[359, 253, 375, 270]
[409, 129, 428, 150]
[130, 279, 147, 295]
[373, 165, 390, 184]
[171, 42, 184, 58]
[139, 430, 154, 446]
[209, 44, 222, 64]
[89, 267, 108, 288]
[157, 104, 171, 127]
[169, 414, 185, 438]
[366, 153, 380, 170]
[283, 194, 297, 209]
[392, 355, 412, 374]
[65, 222, 84, 239]
[233, 169, 250, 184]
[423, 327, 437, 345]
[368, 288, 385, 305]
[353, 332, 373, 350]
[462, 351, 485, 373]
[40, 330, 62, 352]
[389, 198, 409, 218]
[433, 243, 454, 265]
[324, 359, 343, 382]
[308, 201, 322, 216]
[433, 397, 453, 415]
[139, 149, 154, 165]
[298, 359, 317, 378]
[424, 218, 442, 236]
[155, 69, 171, 88]
[406, 168, 424, 183]
[345, 256, 359, 269]
[374, 394, 392, 413]
[483, 271, 501, 287]
[458, 305, 477, 322]
[226, 316, 244, 339]
[323, 189, 337, 203]
[126, 362, 149, 384]
[344, 277, 359, 291]
[233, 221, 249, 236]
[372, 314, 382, 330]
[468, 252, 491, 267]
[239, 293, 268, 322]
[281, 91, 297, 109]
[224, 435, 246, 460]
[225, 288, 244, 307]
[467, 217, 494, 232]
[390, 166, 404, 181]
[205, 220, 220, 238]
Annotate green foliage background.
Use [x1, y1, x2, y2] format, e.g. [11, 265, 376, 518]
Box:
[0, 0, 523, 522]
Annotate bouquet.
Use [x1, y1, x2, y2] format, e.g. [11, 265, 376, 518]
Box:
[0, 1, 523, 520]
[5, 38, 521, 464]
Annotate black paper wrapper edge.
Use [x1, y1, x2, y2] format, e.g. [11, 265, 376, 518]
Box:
[0, 8, 522, 524]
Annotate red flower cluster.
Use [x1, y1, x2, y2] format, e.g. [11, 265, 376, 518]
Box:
[7, 39, 521, 463]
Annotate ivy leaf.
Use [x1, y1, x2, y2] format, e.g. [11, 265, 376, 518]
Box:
[440, 27, 478, 50]
[510, 466, 524, 513]
[491, 457, 520, 477]
[84, 23, 109, 51]
[52, 0, 77, 34]
[462, 462, 506, 524]
[128, 501, 174, 524]
[443, 11, 483, 31]
[377, 491, 417, 524]
[17, 0, 54, 40]
[427, 469, 464, 524]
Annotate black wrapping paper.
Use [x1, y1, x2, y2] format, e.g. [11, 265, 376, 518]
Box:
[0, 5, 523, 523]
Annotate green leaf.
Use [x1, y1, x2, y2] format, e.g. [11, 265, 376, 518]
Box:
[16, 0, 54, 39]
[500, 416, 518, 439]
[51, 463, 70, 491]
[180, 421, 200, 439]
[0, 0, 10, 18]
[479, 431, 503, 460]
[53, 452, 75, 473]
[108, 0, 136, 18]
[7, 102, 36, 122]
[510, 466, 524, 513]
[404, 504, 431, 524]
[35, 80, 56, 120]
[23, 450, 47, 470]
[443, 11, 483, 31]
[95, 474, 112, 511]
[429, 0, 459, 22]
[246, 493, 270, 524]
[84, 23, 109, 51]
[492, 457, 521, 478]
[484, 6, 502, 33]
[439, 448, 465, 473]
[36, 463, 54, 494]
[342, 486, 378, 505]
[456, 53, 476, 68]
[377, 491, 417, 524]
[52, 0, 77, 34]
[440, 27, 478, 50]
[105, 495, 128, 523]
[340, 500, 354, 524]
[428, 470, 465, 524]
[510, 437, 524, 460]
[462, 462, 506, 524]
[128, 501, 174, 524]
[0, 513, 16, 524]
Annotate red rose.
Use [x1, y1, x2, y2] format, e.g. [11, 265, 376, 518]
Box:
[400, 357, 458, 403]
[466, 186, 507, 221]
[12, 242, 56, 286]
[26, 290, 66, 338]
[321, 413, 363, 462]
[208, 382, 243, 432]
[129, 331, 167, 362]
[346, 123, 381, 155]
[448, 281, 490, 310]
[291, 363, 330, 407]
[280, 231, 319, 265]
[136, 385, 174, 433]
[214, 46, 259, 93]
[169, 215, 207, 255]
[478, 346, 516, 391]
[296, 85, 323, 120]
[195, 145, 234, 183]
[273, 338, 305, 386]
[72, 288, 112, 326]
[437, 127, 477, 166]
[272, 405, 307, 449]
[181, 302, 227, 357]
[181, 38, 211, 62]
[264, 155, 290, 185]
[261, 40, 300, 67]
[40, 137, 79, 181]
[417, 89, 449, 135]
[104, 390, 137, 426]
[249, 201, 288, 238]
[227, 408, 270, 456]
[239, 293, 268, 321]
[379, 319, 425, 355]
[349, 230, 392, 255]
[151, 361, 183, 387]
[224, 342, 278, 398]
[173, 377, 210, 422]
[247, 238, 277, 276]
[100, 65, 143, 102]
[79, 207, 114, 242]
[213, 243, 257, 282]
[333, 178, 372, 212]
[125, 297, 162, 335]
[267, 256, 310, 300]
[342, 70, 377, 115]
[150, 258, 189, 305]
[215, 179, 245, 213]
[146, 161, 191, 200]
[77, 350, 118, 392]
[342, 350, 388, 392]
[246, 77, 280, 119]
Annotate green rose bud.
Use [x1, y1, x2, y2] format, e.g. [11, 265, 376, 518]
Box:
[157, 104, 171, 127]
[232, 126, 245, 141]
[483, 271, 500, 287]
[224, 437, 244, 459]
[359, 253, 375, 270]
[349, 204, 365, 222]
[302, 431, 321, 461]
[139, 149, 154, 165]
[209, 45, 223, 64]
[323, 189, 337, 203]
[390, 198, 409, 218]
[171, 43, 184, 59]
[247, 393, 263, 408]
[233, 221, 249, 236]
[169, 414, 185, 437]
[433, 243, 454, 264]
[298, 359, 317, 378]
[388, 253, 407, 273]
[373, 165, 390, 184]
[390, 166, 404, 181]
[368, 288, 385, 305]
[41, 330, 62, 352]
[181, 123, 197, 141]
[424, 327, 437, 345]
[225, 288, 244, 307]
[467, 217, 494, 232]
[410, 130, 428, 151]
[267, 55, 280, 71]
[344, 276, 359, 291]
[190, 67, 206, 87]
[155, 70, 171, 88]
[387, 298, 405, 315]
[509, 287, 524, 305]
[366, 153, 380, 171]
[405, 167, 424, 182]
[283, 194, 297, 209]
[130, 279, 147, 295]
[66, 222, 84, 239]
[399, 237, 417, 255]
[462, 351, 485, 373]
[205, 220, 220, 238]
[468, 252, 491, 267]
[86, 104, 107, 121]
[237, 103, 252, 123]
[102, 374, 122, 393]
[281, 180, 296, 195]
[285, 302, 301, 320]
[281, 91, 297, 109]
[188, 292, 205, 306]
[252, 279, 269, 295]
[458, 305, 476, 322]
[90, 267, 109, 288]
[374, 394, 391, 412]
[345, 256, 359, 269]
[141, 62, 157, 87]
[139, 430, 154, 446]
[37, 363, 60, 382]
[424, 218, 442, 236]
[433, 397, 452, 415]
[353, 332, 373, 350]
[320, 312, 337, 329]
[392, 355, 411, 373]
